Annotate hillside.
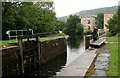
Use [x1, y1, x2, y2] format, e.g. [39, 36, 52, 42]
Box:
[57, 6, 118, 21]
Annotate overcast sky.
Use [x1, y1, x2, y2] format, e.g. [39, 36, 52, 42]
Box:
[53, 0, 120, 17]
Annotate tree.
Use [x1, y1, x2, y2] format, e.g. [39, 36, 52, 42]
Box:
[55, 20, 65, 31]
[2, 2, 57, 39]
[2, 2, 22, 39]
[118, 6, 120, 34]
[107, 13, 118, 36]
[95, 13, 104, 29]
[64, 15, 83, 35]
[75, 23, 83, 35]
[107, 14, 119, 36]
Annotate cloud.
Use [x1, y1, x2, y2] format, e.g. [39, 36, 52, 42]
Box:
[53, 0, 119, 17]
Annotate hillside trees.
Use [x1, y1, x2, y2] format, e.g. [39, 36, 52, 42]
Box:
[2, 2, 56, 39]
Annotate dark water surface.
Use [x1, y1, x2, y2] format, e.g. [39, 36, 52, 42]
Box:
[25, 35, 85, 78]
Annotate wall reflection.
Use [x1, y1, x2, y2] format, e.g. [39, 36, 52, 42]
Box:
[24, 52, 67, 78]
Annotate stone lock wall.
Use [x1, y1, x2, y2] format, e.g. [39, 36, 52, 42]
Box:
[40, 38, 67, 63]
[2, 46, 20, 78]
[1, 37, 67, 77]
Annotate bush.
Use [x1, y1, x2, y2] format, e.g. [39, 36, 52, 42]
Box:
[115, 33, 120, 37]
[106, 31, 112, 37]
[83, 29, 92, 35]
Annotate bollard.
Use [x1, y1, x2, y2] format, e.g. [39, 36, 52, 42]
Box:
[85, 35, 92, 50]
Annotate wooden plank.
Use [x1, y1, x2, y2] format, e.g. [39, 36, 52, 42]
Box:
[36, 37, 41, 65]
[18, 39, 24, 74]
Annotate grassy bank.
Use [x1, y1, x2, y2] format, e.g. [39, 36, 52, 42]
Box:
[106, 36, 118, 77]
[106, 37, 118, 42]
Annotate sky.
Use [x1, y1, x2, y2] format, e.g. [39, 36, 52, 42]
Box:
[53, 0, 120, 17]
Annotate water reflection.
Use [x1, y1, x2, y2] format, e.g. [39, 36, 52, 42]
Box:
[67, 35, 83, 48]
[39, 52, 67, 78]
[66, 35, 85, 65]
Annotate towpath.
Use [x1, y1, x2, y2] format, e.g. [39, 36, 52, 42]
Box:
[56, 49, 97, 77]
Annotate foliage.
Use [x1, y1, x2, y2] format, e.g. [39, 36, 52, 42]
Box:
[107, 13, 118, 36]
[63, 15, 83, 35]
[118, 6, 120, 34]
[2, 2, 56, 40]
[106, 31, 112, 37]
[95, 13, 104, 29]
[107, 6, 120, 36]
[83, 29, 92, 35]
[75, 23, 83, 35]
[55, 20, 65, 31]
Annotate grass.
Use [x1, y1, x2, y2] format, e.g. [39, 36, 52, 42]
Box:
[40, 33, 66, 41]
[0, 33, 67, 46]
[106, 36, 118, 77]
[106, 37, 118, 42]
[0, 39, 17, 46]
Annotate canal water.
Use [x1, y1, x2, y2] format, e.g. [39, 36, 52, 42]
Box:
[38, 35, 85, 78]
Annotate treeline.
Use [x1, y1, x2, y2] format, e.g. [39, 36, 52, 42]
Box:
[2, 2, 57, 40]
[107, 6, 120, 36]
[2, 2, 84, 40]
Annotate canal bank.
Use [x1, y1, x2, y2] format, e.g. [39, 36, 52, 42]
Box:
[85, 43, 110, 77]
[85, 36, 118, 77]
[56, 49, 97, 77]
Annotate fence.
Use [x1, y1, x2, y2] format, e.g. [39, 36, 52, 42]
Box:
[6, 29, 33, 43]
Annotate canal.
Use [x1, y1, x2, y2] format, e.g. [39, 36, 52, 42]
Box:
[37, 35, 85, 78]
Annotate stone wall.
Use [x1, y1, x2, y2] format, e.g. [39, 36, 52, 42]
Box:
[2, 46, 20, 78]
[40, 38, 67, 63]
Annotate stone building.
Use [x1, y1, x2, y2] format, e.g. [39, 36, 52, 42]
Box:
[81, 16, 96, 32]
[104, 13, 114, 32]
[81, 13, 114, 33]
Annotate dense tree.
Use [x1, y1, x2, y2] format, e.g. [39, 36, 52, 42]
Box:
[55, 20, 65, 31]
[95, 13, 104, 29]
[2, 2, 56, 39]
[118, 6, 120, 34]
[75, 23, 83, 35]
[64, 15, 83, 35]
[107, 13, 118, 36]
